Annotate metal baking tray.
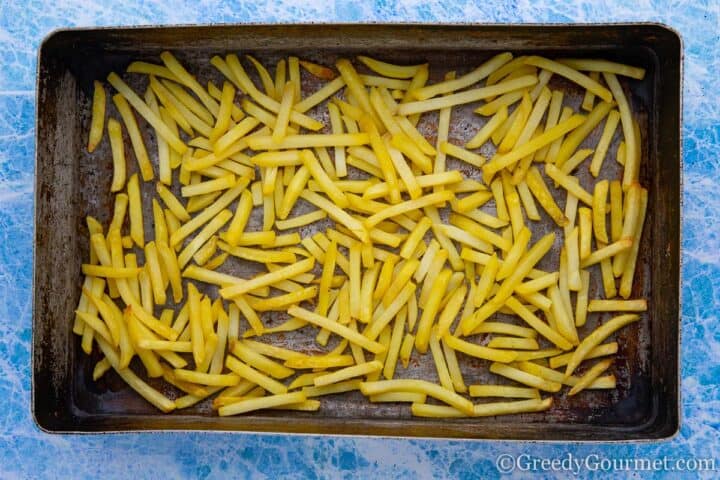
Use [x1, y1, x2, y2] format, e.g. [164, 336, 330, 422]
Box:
[33, 24, 681, 440]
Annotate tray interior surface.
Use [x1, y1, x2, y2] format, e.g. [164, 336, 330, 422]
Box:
[33, 24, 681, 440]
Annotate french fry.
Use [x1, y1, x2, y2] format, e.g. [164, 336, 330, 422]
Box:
[369, 392, 426, 403]
[127, 61, 178, 80]
[160, 51, 219, 116]
[219, 391, 306, 416]
[170, 179, 248, 247]
[472, 321, 538, 339]
[335, 58, 382, 127]
[575, 270, 591, 327]
[488, 336, 539, 350]
[88, 80, 106, 153]
[580, 238, 632, 268]
[558, 58, 646, 80]
[123, 174, 145, 248]
[465, 105, 508, 149]
[395, 116, 437, 156]
[111, 94, 155, 182]
[549, 342, 618, 369]
[587, 299, 647, 312]
[314, 361, 383, 387]
[107, 73, 186, 155]
[498, 92, 532, 153]
[603, 73, 637, 188]
[411, 52, 513, 100]
[620, 187, 648, 298]
[548, 285, 578, 345]
[225, 355, 287, 395]
[568, 359, 613, 396]
[81, 265, 141, 279]
[454, 190, 494, 214]
[496, 227, 531, 280]
[613, 184, 641, 276]
[149, 76, 205, 135]
[490, 362, 561, 392]
[360, 379, 474, 415]
[436, 284, 467, 338]
[504, 297, 573, 350]
[181, 174, 236, 197]
[415, 269, 452, 353]
[96, 337, 175, 412]
[383, 307, 407, 380]
[427, 329, 453, 391]
[580, 71, 599, 111]
[300, 190, 369, 243]
[399, 74, 537, 115]
[561, 183, 575, 238]
[302, 379, 361, 397]
[524, 167, 568, 226]
[565, 314, 640, 377]
[525, 56, 612, 102]
[230, 342, 294, 379]
[476, 90, 524, 117]
[516, 273, 559, 295]
[482, 114, 585, 181]
[558, 148, 594, 176]
[178, 209, 233, 269]
[357, 56, 426, 79]
[432, 70, 456, 184]
[469, 385, 540, 399]
[545, 163, 593, 206]
[443, 335, 518, 363]
[590, 110, 620, 176]
[289, 306, 385, 354]
[364, 281, 416, 341]
[515, 360, 613, 390]
[144, 242, 166, 305]
[104, 118, 126, 192]
[566, 226, 581, 291]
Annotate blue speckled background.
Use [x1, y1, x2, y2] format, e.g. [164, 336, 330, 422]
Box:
[1, 1, 717, 478]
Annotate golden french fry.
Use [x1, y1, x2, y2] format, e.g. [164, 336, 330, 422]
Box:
[87, 80, 108, 154]
[587, 299, 647, 312]
[613, 184, 642, 276]
[466, 105, 508, 149]
[620, 187, 648, 298]
[603, 73, 637, 188]
[580, 238, 632, 268]
[411, 52, 513, 100]
[558, 58, 646, 80]
[483, 114, 585, 181]
[575, 270, 591, 327]
[565, 314, 639, 377]
[219, 391, 306, 416]
[525, 56, 612, 102]
[357, 56, 426, 79]
[108, 73, 186, 155]
[361, 379, 474, 415]
[568, 359, 614, 396]
[524, 167, 568, 226]
[469, 385, 540, 399]
[490, 362, 561, 392]
[549, 342, 618, 369]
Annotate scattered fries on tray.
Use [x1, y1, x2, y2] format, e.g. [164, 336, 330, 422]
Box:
[76, 51, 648, 417]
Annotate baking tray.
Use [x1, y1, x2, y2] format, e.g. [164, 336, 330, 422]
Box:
[33, 24, 681, 440]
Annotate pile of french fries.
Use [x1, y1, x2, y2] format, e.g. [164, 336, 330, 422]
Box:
[77, 50, 648, 417]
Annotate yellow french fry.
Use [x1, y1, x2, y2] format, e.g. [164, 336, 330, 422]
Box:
[565, 314, 639, 377]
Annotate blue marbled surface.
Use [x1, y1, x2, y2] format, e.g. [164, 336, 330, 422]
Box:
[1, 0, 718, 478]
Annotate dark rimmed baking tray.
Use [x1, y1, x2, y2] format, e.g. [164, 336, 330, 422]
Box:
[33, 23, 681, 440]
